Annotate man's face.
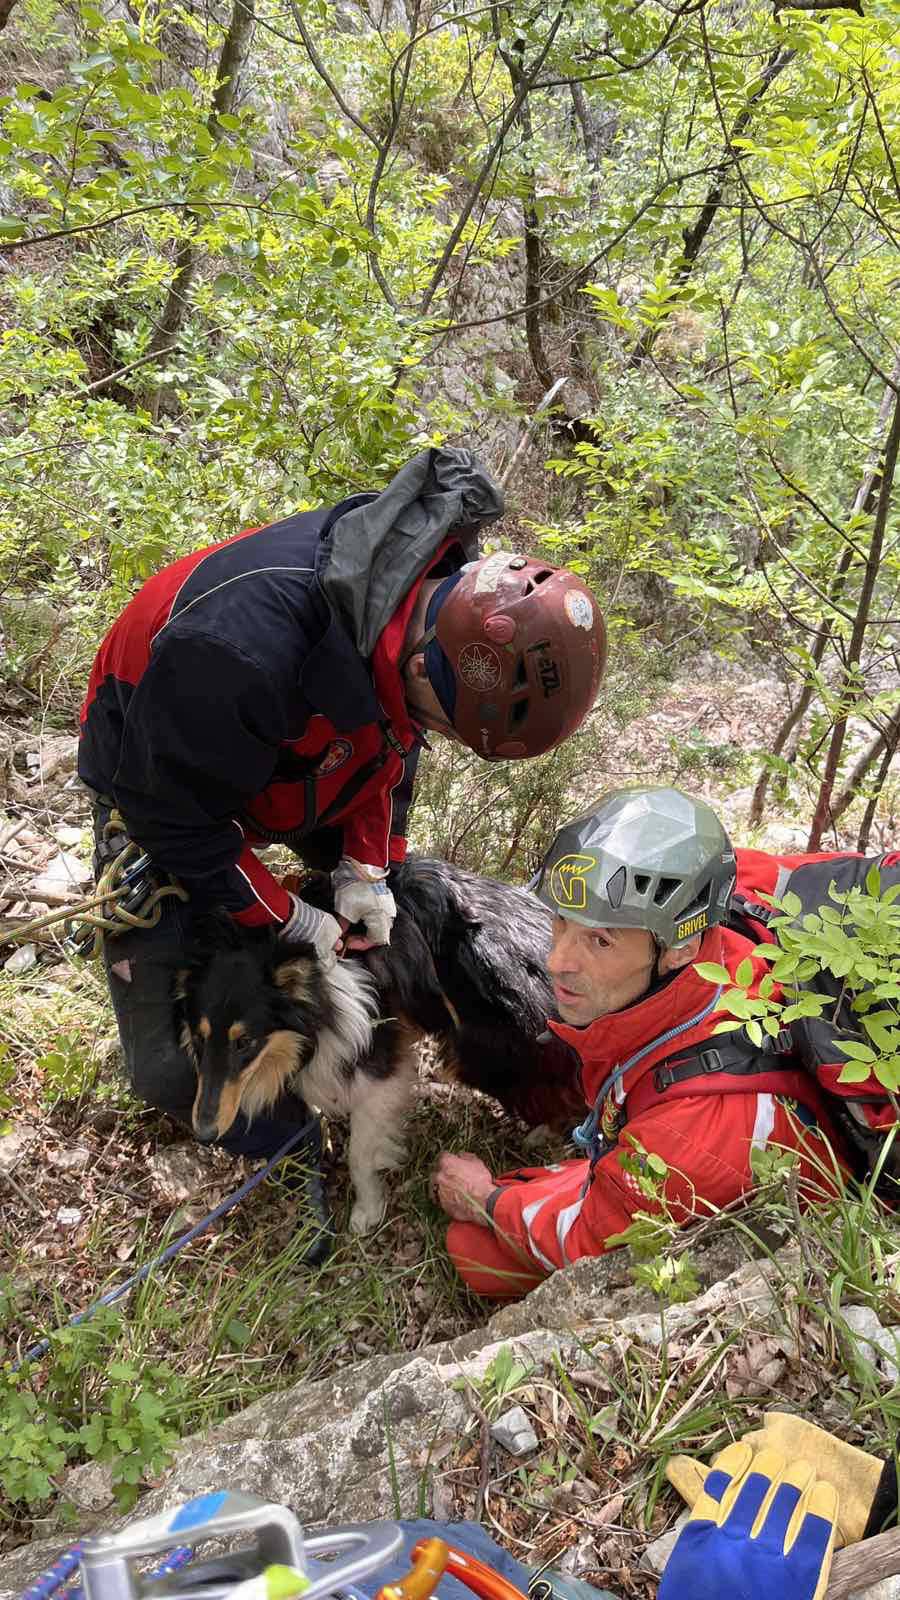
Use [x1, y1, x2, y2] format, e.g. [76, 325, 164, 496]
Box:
[547, 915, 657, 1025]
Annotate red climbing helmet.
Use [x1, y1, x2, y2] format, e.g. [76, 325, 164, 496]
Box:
[427, 552, 607, 759]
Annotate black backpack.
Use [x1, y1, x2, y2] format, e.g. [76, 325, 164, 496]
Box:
[648, 852, 900, 1181]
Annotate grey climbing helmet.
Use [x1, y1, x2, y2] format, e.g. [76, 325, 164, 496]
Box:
[534, 786, 736, 947]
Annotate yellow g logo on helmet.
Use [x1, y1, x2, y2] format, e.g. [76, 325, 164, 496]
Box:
[548, 854, 596, 911]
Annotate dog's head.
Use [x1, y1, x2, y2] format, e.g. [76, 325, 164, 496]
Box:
[175, 919, 321, 1142]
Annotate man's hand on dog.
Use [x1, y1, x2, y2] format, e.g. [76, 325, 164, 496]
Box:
[432, 1152, 494, 1223]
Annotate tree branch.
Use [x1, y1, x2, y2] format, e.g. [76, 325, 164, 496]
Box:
[417, 9, 565, 317]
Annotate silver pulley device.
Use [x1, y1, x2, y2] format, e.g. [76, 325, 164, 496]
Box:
[78, 1489, 404, 1600]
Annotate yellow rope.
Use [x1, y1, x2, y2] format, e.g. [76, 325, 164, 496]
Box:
[0, 817, 188, 956]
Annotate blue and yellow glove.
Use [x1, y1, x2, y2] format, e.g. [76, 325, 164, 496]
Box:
[658, 1441, 838, 1600]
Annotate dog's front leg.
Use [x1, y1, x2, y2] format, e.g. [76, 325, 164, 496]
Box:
[347, 1058, 417, 1233]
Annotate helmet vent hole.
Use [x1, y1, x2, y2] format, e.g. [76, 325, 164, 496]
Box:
[632, 873, 651, 896]
[606, 865, 627, 909]
[510, 698, 529, 726]
[653, 875, 682, 906]
[513, 657, 528, 688]
[533, 569, 553, 584]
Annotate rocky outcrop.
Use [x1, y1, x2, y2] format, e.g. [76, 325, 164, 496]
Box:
[1, 1227, 790, 1599]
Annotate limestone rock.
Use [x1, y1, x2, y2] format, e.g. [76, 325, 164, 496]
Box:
[30, 850, 90, 904]
[0, 1237, 800, 1600]
[148, 1144, 214, 1205]
[490, 1405, 538, 1457]
[4, 941, 37, 973]
[641, 1511, 690, 1574]
[842, 1304, 900, 1381]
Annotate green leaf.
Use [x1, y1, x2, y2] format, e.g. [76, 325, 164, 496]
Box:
[838, 1060, 876, 1084]
[0, 219, 26, 239]
[646, 1152, 668, 1177]
[330, 246, 351, 268]
[866, 865, 882, 897]
[746, 1020, 763, 1046]
[694, 962, 732, 984]
[224, 1318, 252, 1348]
[836, 1039, 876, 1062]
[734, 957, 755, 988]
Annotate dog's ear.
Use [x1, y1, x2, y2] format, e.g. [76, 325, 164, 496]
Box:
[272, 955, 318, 1003]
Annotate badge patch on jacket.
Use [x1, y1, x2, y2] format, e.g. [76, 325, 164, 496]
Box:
[315, 738, 353, 775]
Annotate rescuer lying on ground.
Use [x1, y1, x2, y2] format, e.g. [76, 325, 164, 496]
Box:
[432, 786, 851, 1300]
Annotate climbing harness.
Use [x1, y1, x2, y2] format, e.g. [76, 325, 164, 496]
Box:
[21, 1491, 533, 1600]
[1, 809, 188, 958]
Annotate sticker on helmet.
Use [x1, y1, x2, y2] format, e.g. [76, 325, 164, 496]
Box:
[537, 654, 562, 697]
[458, 642, 502, 690]
[548, 853, 597, 911]
[314, 738, 353, 775]
[564, 590, 594, 630]
[473, 551, 513, 595]
[675, 910, 708, 940]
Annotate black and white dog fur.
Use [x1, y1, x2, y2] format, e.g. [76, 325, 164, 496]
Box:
[176, 857, 581, 1232]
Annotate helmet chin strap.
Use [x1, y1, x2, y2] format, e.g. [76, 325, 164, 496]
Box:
[398, 624, 436, 674]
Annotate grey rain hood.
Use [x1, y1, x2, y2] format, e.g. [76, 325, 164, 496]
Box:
[319, 447, 505, 658]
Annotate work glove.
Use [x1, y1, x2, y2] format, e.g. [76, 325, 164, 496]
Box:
[658, 1441, 838, 1600]
[666, 1411, 895, 1547]
[280, 893, 343, 969]
[332, 857, 397, 947]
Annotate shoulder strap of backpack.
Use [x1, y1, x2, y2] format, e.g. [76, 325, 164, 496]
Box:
[651, 1029, 794, 1093]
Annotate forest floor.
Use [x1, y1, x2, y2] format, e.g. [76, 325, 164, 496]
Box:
[1, 660, 898, 1583]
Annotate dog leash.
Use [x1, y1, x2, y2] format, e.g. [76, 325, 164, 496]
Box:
[10, 1118, 323, 1373]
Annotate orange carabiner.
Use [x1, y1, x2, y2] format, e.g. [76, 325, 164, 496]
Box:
[410, 1541, 528, 1600]
[377, 1538, 450, 1600]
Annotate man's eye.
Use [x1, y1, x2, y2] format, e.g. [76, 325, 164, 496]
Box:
[591, 932, 612, 948]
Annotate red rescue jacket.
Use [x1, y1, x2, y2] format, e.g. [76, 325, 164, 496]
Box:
[487, 922, 841, 1273]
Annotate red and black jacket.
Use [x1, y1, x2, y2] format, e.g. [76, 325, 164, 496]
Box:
[79, 497, 449, 926]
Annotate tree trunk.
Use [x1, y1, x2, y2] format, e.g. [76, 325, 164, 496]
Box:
[500, 42, 553, 391]
[829, 701, 900, 824]
[143, 0, 256, 410]
[0, 0, 18, 31]
[807, 387, 900, 848]
[629, 48, 793, 366]
[856, 710, 900, 852]
[569, 81, 616, 168]
[749, 354, 900, 827]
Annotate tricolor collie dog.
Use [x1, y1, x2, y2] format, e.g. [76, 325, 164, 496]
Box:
[175, 857, 582, 1232]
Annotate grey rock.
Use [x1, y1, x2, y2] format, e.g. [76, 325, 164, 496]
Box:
[842, 1304, 900, 1381]
[490, 1404, 538, 1456]
[482, 1224, 761, 1340]
[148, 1144, 215, 1205]
[4, 941, 37, 974]
[641, 1510, 690, 1574]
[0, 1121, 38, 1171]
[0, 1237, 800, 1599]
[31, 849, 91, 904]
[850, 1582, 900, 1600]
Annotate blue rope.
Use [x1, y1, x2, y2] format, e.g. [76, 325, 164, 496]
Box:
[572, 985, 725, 1159]
[10, 1116, 318, 1373]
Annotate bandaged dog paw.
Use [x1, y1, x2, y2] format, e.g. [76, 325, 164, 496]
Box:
[332, 857, 397, 947]
[280, 895, 343, 967]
